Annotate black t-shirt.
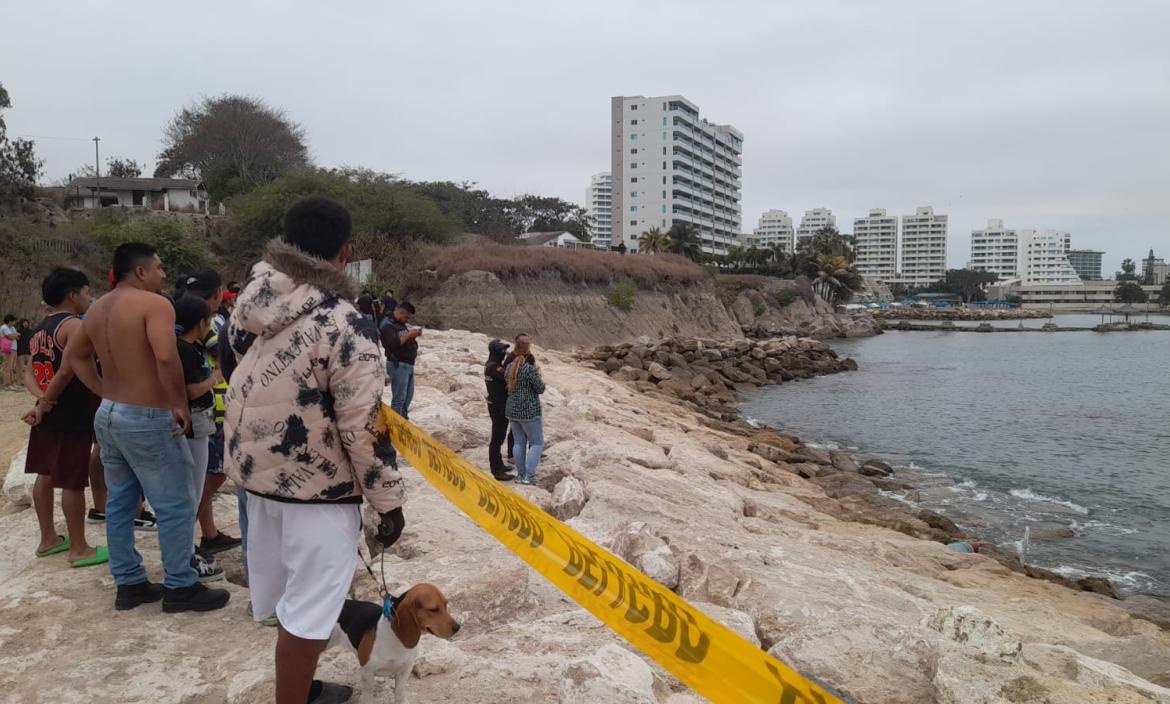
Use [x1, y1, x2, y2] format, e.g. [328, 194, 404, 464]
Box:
[17, 328, 33, 356]
[178, 339, 214, 411]
[31, 312, 98, 434]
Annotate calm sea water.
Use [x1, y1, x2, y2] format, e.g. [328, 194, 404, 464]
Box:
[740, 315, 1170, 597]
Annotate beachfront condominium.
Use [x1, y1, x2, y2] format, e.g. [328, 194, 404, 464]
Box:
[1019, 230, 1081, 285]
[796, 207, 835, 245]
[749, 209, 794, 251]
[970, 219, 1082, 286]
[1067, 249, 1105, 281]
[853, 208, 899, 280]
[892, 207, 948, 287]
[585, 171, 613, 250]
[970, 219, 1021, 280]
[610, 95, 743, 255]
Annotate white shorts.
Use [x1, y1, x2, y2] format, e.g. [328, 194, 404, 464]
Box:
[245, 494, 361, 640]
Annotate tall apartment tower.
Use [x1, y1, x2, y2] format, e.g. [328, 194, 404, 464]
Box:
[852, 208, 899, 280]
[895, 206, 948, 287]
[1019, 230, 1081, 285]
[610, 95, 743, 255]
[585, 171, 613, 249]
[969, 219, 1021, 280]
[750, 209, 794, 251]
[796, 207, 836, 244]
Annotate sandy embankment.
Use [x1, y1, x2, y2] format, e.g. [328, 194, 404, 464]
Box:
[0, 333, 1168, 703]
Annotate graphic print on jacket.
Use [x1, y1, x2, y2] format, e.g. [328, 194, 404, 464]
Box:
[224, 239, 405, 513]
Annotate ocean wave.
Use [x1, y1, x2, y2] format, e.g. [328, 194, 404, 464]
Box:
[1008, 488, 1090, 515]
[956, 478, 977, 489]
[1071, 519, 1139, 536]
[972, 492, 989, 502]
[1049, 565, 1157, 591]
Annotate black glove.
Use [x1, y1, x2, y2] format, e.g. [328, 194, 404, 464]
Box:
[377, 508, 405, 547]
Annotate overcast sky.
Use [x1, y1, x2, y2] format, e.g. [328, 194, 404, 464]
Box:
[3, 0, 1167, 271]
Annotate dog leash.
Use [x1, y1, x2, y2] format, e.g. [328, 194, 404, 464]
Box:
[357, 546, 404, 619]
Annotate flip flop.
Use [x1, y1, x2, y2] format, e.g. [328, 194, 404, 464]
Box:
[36, 535, 70, 558]
[70, 546, 109, 568]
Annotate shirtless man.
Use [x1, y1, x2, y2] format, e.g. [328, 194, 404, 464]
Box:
[52, 243, 229, 613]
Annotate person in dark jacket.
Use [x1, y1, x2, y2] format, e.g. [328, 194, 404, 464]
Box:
[380, 302, 420, 419]
[483, 339, 515, 482]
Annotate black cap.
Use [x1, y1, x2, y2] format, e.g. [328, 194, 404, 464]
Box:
[489, 339, 510, 355]
[179, 268, 222, 295]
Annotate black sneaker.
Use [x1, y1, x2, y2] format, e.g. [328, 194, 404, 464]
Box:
[133, 510, 158, 531]
[191, 552, 225, 583]
[115, 580, 166, 611]
[86, 509, 107, 524]
[199, 531, 243, 555]
[492, 471, 515, 482]
[162, 582, 230, 613]
[308, 681, 353, 704]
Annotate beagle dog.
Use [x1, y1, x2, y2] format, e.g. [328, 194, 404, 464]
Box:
[329, 583, 461, 704]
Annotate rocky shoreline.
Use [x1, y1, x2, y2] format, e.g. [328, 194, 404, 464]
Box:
[578, 334, 1164, 609]
[871, 307, 1052, 321]
[2, 331, 1169, 702]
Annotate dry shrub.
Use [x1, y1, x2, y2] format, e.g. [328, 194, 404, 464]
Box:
[394, 243, 706, 298]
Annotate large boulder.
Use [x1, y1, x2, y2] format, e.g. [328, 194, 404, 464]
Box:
[829, 450, 860, 474]
[646, 362, 672, 382]
[557, 644, 656, 704]
[551, 476, 587, 520]
[611, 521, 679, 589]
[925, 605, 1021, 661]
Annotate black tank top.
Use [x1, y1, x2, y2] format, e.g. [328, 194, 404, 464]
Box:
[30, 312, 98, 434]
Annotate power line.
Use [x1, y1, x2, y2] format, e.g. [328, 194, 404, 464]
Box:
[11, 133, 94, 141]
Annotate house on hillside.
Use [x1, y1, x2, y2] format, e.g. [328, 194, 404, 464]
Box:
[518, 231, 594, 249]
[60, 177, 223, 214]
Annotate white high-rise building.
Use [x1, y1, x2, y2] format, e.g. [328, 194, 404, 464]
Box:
[894, 206, 948, 287]
[853, 208, 899, 280]
[748, 209, 794, 251]
[969, 219, 1020, 280]
[969, 219, 1081, 286]
[796, 207, 836, 244]
[610, 95, 743, 255]
[1019, 229, 1080, 286]
[585, 171, 612, 249]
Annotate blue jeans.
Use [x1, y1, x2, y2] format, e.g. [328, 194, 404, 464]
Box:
[388, 361, 415, 420]
[94, 401, 198, 589]
[509, 418, 544, 482]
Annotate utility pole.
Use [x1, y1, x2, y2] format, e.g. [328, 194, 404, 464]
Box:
[93, 136, 101, 208]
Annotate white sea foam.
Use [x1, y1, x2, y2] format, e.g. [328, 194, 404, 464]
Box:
[1009, 488, 1090, 515]
[972, 492, 989, 502]
[957, 478, 977, 489]
[1071, 519, 1139, 536]
[743, 416, 763, 429]
[1050, 565, 1155, 591]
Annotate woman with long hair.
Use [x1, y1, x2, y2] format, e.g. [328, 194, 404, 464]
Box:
[504, 337, 546, 485]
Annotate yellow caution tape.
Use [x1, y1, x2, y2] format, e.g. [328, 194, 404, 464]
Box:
[382, 406, 843, 704]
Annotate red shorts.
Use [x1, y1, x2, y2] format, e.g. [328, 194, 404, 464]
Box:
[24, 430, 92, 491]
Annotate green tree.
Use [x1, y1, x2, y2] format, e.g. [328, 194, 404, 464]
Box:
[0, 82, 42, 205]
[227, 168, 454, 260]
[811, 253, 853, 304]
[798, 226, 855, 262]
[1117, 258, 1139, 281]
[1114, 281, 1148, 303]
[930, 269, 1000, 303]
[1159, 281, 1170, 307]
[155, 94, 310, 201]
[511, 194, 591, 240]
[106, 157, 142, 179]
[406, 180, 516, 239]
[80, 208, 210, 280]
[638, 227, 670, 254]
[667, 222, 702, 261]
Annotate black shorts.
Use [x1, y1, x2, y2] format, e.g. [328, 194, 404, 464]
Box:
[24, 430, 92, 491]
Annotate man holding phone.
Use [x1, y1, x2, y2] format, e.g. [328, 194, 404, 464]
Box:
[381, 302, 420, 419]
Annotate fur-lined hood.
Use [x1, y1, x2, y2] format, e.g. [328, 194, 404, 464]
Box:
[233, 240, 358, 339]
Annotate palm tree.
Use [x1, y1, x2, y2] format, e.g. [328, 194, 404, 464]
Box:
[667, 222, 703, 261]
[638, 227, 670, 254]
[811, 253, 852, 304]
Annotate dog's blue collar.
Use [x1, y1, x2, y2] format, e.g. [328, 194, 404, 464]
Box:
[383, 592, 403, 620]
